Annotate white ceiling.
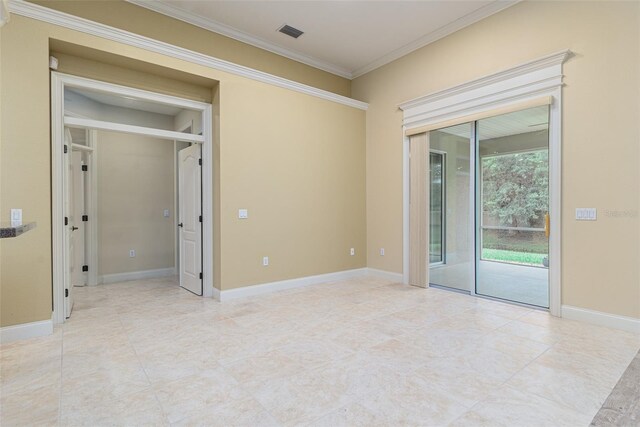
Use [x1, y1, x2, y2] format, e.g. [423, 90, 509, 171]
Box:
[438, 106, 549, 140]
[128, 0, 519, 79]
[67, 88, 184, 116]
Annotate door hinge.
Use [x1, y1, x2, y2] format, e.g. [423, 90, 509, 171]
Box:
[82, 265, 88, 272]
[82, 165, 88, 172]
[65, 289, 69, 297]
[82, 215, 88, 222]
[198, 158, 202, 166]
[64, 217, 68, 226]
[199, 215, 202, 223]
[199, 272, 202, 280]
[64, 145, 68, 154]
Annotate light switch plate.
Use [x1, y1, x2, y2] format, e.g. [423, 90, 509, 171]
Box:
[238, 209, 248, 219]
[576, 208, 597, 221]
[10, 209, 22, 226]
[163, 209, 170, 218]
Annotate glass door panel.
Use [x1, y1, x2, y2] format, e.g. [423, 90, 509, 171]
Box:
[429, 123, 472, 292]
[429, 152, 444, 264]
[475, 106, 550, 307]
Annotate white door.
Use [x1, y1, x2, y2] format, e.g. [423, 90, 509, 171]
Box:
[72, 150, 87, 288]
[178, 144, 202, 295]
[63, 129, 75, 318]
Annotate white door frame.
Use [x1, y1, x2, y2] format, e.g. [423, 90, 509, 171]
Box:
[51, 72, 215, 324]
[399, 50, 570, 317]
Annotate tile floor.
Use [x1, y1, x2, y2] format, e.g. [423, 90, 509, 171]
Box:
[1, 276, 639, 426]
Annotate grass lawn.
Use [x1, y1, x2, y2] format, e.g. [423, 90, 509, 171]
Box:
[482, 248, 546, 266]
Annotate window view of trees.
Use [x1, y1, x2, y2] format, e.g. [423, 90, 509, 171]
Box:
[481, 150, 548, 266]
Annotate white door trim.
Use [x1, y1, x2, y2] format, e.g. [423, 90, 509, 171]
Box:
[64, 117, 205, 143]
[51, 72, 215, 324]
[399, 50, 570, 317]
[87, 130, 99, 286]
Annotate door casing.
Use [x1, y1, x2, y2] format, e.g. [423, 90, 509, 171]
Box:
[51, 72, 214, 324]
[400, 50, 569, 317]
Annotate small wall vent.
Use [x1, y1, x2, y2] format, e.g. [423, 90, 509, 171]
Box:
[278, 24, 304, 39]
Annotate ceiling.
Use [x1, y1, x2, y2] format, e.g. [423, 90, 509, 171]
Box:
[67, 88, 184, 116]
[128, 0, 519, 79]
[437, 106, 549, 140]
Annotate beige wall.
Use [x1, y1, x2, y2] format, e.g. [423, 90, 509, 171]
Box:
[33, 0, 351, 97]
[97, 132, 176, 277]
[352, 1, 640, 318]
[0, 14, 366, 327]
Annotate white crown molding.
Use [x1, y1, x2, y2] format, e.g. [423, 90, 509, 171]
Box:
[562, 305, 640, 334]
[8, 0, 368, 111]
[351, 0, 522, 78]
[126, 0, 353, 79]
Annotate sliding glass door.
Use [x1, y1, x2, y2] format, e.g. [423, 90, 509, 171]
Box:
[475, 106, 550, 307]
[427, 105, 550, 307]
[428, 123, 472, 292]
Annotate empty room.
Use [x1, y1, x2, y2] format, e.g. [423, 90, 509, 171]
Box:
[0, 1, 638, 426]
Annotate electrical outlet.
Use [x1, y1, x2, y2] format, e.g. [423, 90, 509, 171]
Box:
[262, 256, 269, 266]
[350, 248, 355, 256]
[239, 209, 248, 219]
[380, 248, 385, 256]
[129, 249, 136, 258]
[163, 209, 170, 218]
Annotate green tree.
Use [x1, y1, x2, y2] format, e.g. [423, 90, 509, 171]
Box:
[482, 150, 548, 228]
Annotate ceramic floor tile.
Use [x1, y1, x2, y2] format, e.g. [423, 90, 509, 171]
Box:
[59, 388, 166, 426]
[450, 385, 594, 427]
[1, 275, 635, 427]
[61, 362, 151, 407]
[357, 373, 469, 426]
[153, 368, 249, 424]
[308, 402, 385, 427]
[0, 382, 60, 427]
[412, 356, 504, 408]
[506, 361, 612, 418]
[222, 349, 305, 387]
[170, 396, 279, 427]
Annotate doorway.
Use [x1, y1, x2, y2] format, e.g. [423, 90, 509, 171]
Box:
[427, 105, 551, 308]
[51, 73, 214, 324]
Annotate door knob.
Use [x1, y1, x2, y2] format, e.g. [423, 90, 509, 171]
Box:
[71, 226, 79, 231]
[178, 223, 183, 228]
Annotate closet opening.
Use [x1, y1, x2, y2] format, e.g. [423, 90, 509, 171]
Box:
[52, 73, 214, 323]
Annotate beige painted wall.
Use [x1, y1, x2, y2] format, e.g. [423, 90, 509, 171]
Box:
[352, 1, 639, 318]
[97, 132, 176, 277]
[0, 14, 365, 327]
[33, 0, 351, 97]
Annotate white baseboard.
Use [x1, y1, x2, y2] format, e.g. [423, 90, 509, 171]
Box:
[101, 267, 176, 284]
[218, 268, 368, 301]
[365, 268, 404, 282]
[562, 305, 640, 334]
[0, 318, 54, 344]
